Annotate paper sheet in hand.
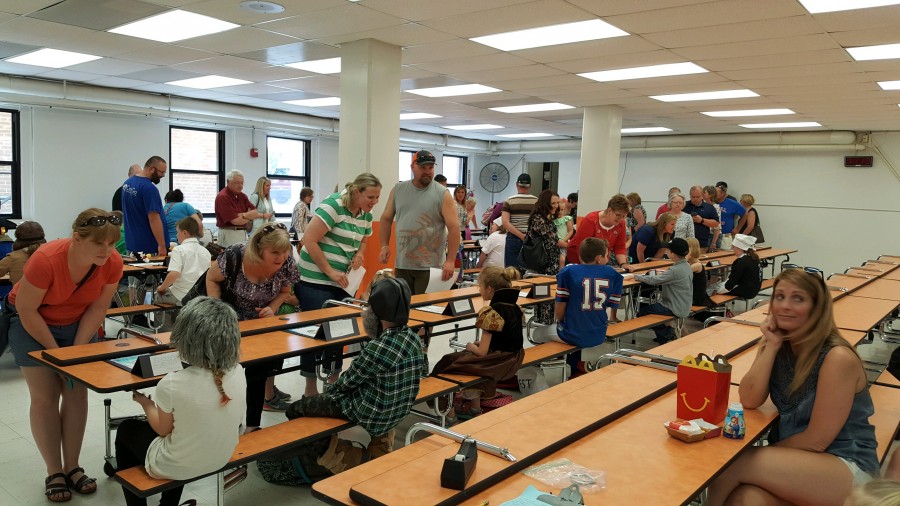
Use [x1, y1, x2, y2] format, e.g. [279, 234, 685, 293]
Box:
[345, 266, 366, 296]
[425, 267, 455, 293]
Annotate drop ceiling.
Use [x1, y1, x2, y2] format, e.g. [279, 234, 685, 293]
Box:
[1, 0, 899, 140]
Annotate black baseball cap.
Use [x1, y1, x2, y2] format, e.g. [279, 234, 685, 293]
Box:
[516, 173, 532, 186]
[413, 150, 435, 165]
[664, 238, 689, 257]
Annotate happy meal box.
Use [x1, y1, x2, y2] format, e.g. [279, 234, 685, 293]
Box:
[676, 353, 732, 424]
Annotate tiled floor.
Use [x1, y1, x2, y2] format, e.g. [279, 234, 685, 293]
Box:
[0, 300, 896, 505]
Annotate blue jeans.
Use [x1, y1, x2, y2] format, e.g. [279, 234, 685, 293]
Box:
[295, 280, 349, 378]
[505, 234, 523, 270]
[638, 303, 676, 343]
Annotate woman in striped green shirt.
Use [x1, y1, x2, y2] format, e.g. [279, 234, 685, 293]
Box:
[296, 173, 382, 396]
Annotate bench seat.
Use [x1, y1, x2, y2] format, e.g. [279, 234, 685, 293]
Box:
[869, 384, 900, 464]
[106, 304, 174, 318]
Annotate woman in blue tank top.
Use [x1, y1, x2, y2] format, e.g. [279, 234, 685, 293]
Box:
[708, 268, 878, 506]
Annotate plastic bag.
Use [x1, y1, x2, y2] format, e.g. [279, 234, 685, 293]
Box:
[522, 458, 606, 493]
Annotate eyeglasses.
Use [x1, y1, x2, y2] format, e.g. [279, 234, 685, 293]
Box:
[80, 214, 122, 228]
[782, 263, 825, 280]
[255, 222, 287, 243]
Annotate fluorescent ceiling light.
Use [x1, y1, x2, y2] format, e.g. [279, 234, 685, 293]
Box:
[798, 0, 900, 13]
[702, 108, 794, 117]
[406, 84, 501, 97]
[490, 103, 573, 113]
[5, 48, 101, 68]
[497, 133, 554, 138]
[579, 62, 707, 82]
[399, 112, 442, 120]
[284, 57, 341, 74]
[109, 10, 238, 43]
[621, 127, 672, 134]
[471, 19, 627, 51]
[650, 89, 759, 102]
[740, 122, 822, 129]
[284, 97, 341, 107]
[444, 124, 504, 130]
[877, 80, 900, 90]
[166, 75, 252, 89]
[847, 42, 900, 61]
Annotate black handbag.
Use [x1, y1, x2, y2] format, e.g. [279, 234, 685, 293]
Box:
[749, 209, 765, 243]
[518, 217, 550, 272]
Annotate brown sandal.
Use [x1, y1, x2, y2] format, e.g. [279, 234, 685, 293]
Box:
[45, 473, 71, 503]
[64, 467, 96, 495]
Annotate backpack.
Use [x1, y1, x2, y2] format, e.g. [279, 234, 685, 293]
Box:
[256, 437, 332, 486]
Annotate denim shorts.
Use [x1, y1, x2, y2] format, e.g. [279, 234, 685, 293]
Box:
[8, 316, 91, 367]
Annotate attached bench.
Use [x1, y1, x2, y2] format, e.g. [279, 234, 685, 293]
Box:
[105, 303, 173, 318]
[874, 368, 900, 389]
[869, 384, 900, 464]
[607, 313, 677, 346]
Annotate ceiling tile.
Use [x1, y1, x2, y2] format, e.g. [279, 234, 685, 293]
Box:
[119, 68, 205, 83]
[0, 60, 51, 76]
[213, 82, 294, 95]
[117, 44, 218, 65]
[27, 0, 168, 30]
[256, 4, 405, 40]
[68, 58, 158, 76]
[84, 76, 156, 88]
[420, 0, 594, 38]
[0, 41, 41, 59]
[361, 0, 530, 22]
[672, 34, 839, 61]
[398, 66, 440, 80]
[401, 39, 498, 65]
[314, 22, 457, 47]
[181, 0, 339, 25]
[509, 36, 663, 64]
[60, 31, 160, 57]
[171, 55, 271, 75]
[0, 0, 66, 15]
[698, 49, 849, 72]
[35, 69, 105, 81]
[410, 52, 536, 75]
[452, 65, 566, 85]
[605, 0, 807, 34]
[0, 16, 96, 46]
[811, 6, 900, 32]
[178, 27, 301, 55]
[642, 15, 821, 48]
[831, 26, 900, 47]
[236, 41, 340, 65]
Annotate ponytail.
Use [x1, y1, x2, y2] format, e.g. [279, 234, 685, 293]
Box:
[747, 247, 759, 264]
[480, 266, 521, 290]
[213, 370, 232, 406]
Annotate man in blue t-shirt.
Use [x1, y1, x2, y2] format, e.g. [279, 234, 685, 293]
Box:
[684, 185, 719, 252]
[715, 181, 745, 251]
[555, 237, 624, 377]
[122, 156, 168, 256]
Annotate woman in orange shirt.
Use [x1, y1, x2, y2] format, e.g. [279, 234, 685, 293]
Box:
[7, 208, 123, 502]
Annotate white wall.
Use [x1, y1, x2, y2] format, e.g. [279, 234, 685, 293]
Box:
[10, 101, 900, 276]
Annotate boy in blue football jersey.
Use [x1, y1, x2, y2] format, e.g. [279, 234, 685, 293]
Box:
[555, 238, 624, 376]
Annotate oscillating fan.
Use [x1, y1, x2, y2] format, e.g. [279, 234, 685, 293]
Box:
[479, 162, 510, 198]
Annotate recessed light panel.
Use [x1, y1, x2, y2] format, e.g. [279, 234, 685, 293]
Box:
[621, 127, 673, 134]
[109, 10, 239, 43]
[471, 19, 628, 51]
[702, 109, 794, 117]
[847, 42, 900, 61]
[798, 0, 900, 13]
[445, 124, 504, 130]
[740, 122, 822, 129]
[6, 48, 102, 68]
[284, 97, 341, 107]
[399, 113, 442, 120]
[284, 57, 341, 74]
[877, 80, 900, 90]
[166, 75, 252, 89]
[497, 133, 554, 138]
[579, 62, 707, 82]
[407, 84, 501, 97]
[650, 89, 759, 102]
[490, 103, 573, 113]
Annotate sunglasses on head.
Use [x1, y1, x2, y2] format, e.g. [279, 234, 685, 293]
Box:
[80, 214, 122, 228]
[782, 263, 825, 280]
[255, 222, 287, 244]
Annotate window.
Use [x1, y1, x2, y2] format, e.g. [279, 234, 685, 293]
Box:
[169, 127, 224, 215]
[267, 136, 310, 216]
[0, 109, 21, 218]
[398, 150, 414, 182]
[442, 154, 467, 187]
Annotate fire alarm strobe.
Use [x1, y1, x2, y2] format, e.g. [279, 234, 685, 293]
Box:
[250, 148, 259, 158]
[844, 155, 873, 167]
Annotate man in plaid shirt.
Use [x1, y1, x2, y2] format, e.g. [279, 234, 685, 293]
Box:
[285, 277, 427, 473]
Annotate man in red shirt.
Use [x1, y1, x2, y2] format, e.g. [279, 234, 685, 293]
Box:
[214, 170, 264, 246]
[566, 194, 630, 266]
[654, 187, 681, 219]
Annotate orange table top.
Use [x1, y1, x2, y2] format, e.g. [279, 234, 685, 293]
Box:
[850, 278, 900, 302]
[833, 295, 899, 332]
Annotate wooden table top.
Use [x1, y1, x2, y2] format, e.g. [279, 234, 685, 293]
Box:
[850, 278, 900, 302]
[343, 366, 677, 506]
[826, 274, 876, 294]
[650, 322, 765, 362]
[863, 260, 900, 272]
[886, 269, 900, 282]
[832, 295, 899, 332]
[411, 286, 482, 307]
[457, 386, 778, 506]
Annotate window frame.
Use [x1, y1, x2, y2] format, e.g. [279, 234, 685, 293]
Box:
[266, 135, 311, 217]
[398, 149, 415, 182]
[167, 125, 225, 216]
[0, 108, 22, 219]
[441, 153, 468, 188]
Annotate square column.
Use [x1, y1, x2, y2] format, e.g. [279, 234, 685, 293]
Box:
[578, 106, 623, 213]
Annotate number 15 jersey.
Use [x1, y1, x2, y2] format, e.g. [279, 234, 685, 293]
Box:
[555, 264, 624, 348]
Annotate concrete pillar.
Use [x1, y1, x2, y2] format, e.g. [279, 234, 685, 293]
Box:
[338, 38, 401, 218]
[578, 106, 623, 213]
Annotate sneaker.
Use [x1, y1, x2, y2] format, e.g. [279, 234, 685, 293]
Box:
[263, 396, 290, 411]
[456, 406, 483, 420]
[273, 386, 291, 401]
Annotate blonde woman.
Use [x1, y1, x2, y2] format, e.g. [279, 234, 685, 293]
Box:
[248, 177, 276, 236]
[628, 213, 676, 263]
[667, 194, 695, 240]
[708, 269, 878, 506]
[453, 185, 468, 239]
[7, 209, 123, 501]
[207, 221, 299, 430]
[296, 173, 381, 396]
[735, 193, 764, 243]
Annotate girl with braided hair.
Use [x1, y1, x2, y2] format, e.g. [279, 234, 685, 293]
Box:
[114, 297, 246, 506]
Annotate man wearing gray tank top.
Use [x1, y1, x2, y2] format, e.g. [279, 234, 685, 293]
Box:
[378, 150, 461, 294]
